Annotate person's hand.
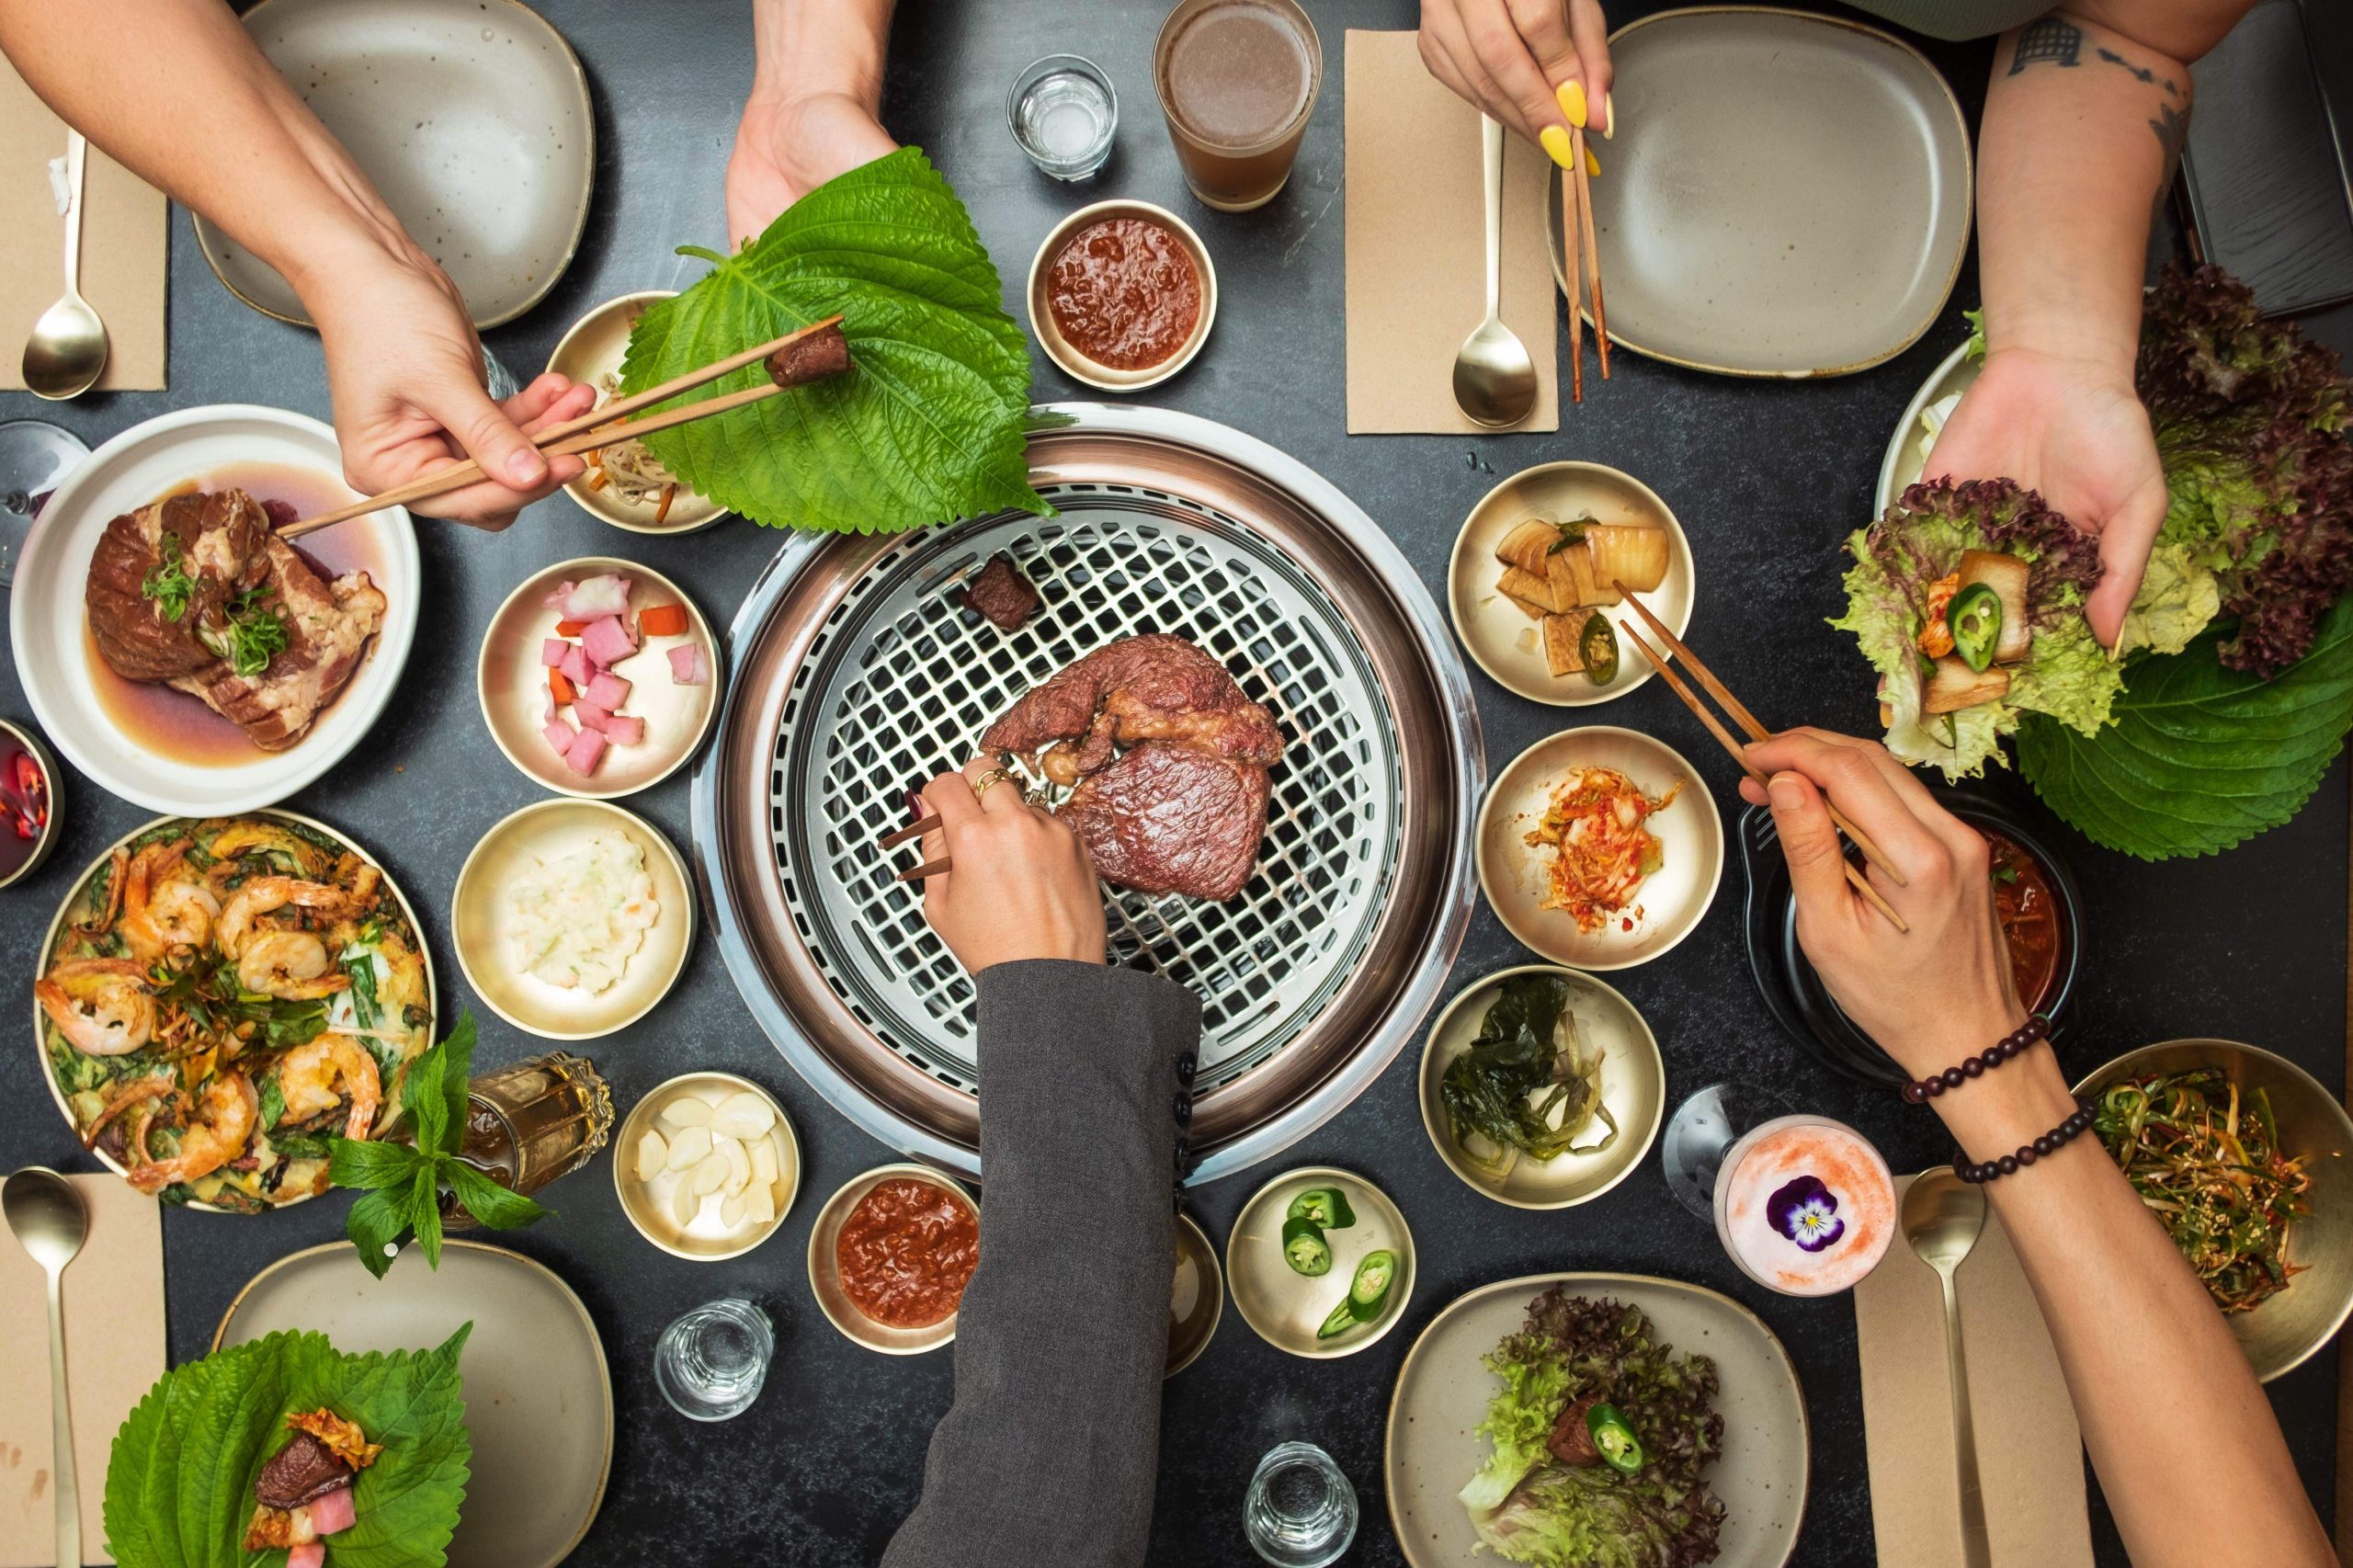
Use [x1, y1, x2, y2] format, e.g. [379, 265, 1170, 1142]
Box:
[1418, 0, 1614, 166]
[1926, 346, 2166, 647]
[915, 757, 1106, 975]
[725, 89, 897, 249]
[1738, 729, 2025, 1082]
[306, 241, 596, 531]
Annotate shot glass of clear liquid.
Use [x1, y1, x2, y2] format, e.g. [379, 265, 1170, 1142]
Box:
[1007, 54, 1118, 180]
[654, 1298, 773, 1421]
[1243, 1441, 1358, 1567]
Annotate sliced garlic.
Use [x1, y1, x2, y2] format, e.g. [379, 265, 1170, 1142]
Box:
[691, 1151, 731, 1195]
[710, 1091, 776, 1141]
[635, 1129, 669, 1183]
[719, 1134, 751, 1195]
[665, 1124, 712, 1171]
[751, 1136, 779, 1187]
[720, 1189, 749, 1228]
[748, 1182, 777, 1226]
[669, 1176, 699, 1230]
[660, 1096, 712, 1129]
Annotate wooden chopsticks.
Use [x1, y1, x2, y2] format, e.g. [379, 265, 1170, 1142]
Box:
[884, 812, 949, 882]
[1613, 594, 1911, 933]
[282, 316, 849, 539]
[1561, 130, 1608, 402]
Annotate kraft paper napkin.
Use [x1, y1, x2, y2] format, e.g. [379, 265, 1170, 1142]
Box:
[1344, 29, 1559, 434]
[1, 58, 168, 393]
[0, 1174, 166, 1566]
[1852, 1174, 2092, 1568]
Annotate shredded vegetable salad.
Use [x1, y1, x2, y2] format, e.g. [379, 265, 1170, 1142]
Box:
[2092, 1068, 2313, 1313]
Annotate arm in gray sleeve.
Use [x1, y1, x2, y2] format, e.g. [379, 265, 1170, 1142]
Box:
[881, 959, 1200, 1568]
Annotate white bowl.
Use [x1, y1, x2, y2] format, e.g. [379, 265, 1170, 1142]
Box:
[9, 405, 419, 815]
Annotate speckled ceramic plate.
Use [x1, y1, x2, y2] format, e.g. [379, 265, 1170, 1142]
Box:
[1225, 1165, 1415, 1359]
[451, 798, 693, 1040]
[545, 292, 727, 534]
[1546, 6, 1971, 378]
[194, 0, 594, 328]
[1387, 1271, 1808, 1568]
[214, 1240, 612, 1568]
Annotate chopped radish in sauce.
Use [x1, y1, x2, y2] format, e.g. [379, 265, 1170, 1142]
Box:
[668, 644, 707, 685]
[307, 1486, 357, 1536]
[580, 616, 636, 668]
[542, 717, 578, 756]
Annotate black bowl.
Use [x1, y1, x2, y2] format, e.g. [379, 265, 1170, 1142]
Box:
[1738, 787, 2085, 1085]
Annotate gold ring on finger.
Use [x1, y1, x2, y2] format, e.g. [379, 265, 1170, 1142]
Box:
[972, 767, 1012, 797]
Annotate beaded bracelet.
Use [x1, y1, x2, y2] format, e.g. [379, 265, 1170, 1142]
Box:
[1955, 1098, 2096, 1185]
[1900, 1015, 2050, 1104]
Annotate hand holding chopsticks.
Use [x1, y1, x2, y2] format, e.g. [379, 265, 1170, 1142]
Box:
[1558, 123, 1608, 403]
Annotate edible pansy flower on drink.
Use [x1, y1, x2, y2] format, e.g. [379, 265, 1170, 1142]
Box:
[1766, 1175, 1846, 1253]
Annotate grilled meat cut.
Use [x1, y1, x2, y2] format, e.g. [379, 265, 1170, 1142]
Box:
[85, 487, 387, 750]
[959, 553, 1040, 630]
[982, 632, 1283, 900]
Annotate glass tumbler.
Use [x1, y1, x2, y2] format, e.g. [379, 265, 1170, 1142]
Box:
[654, 1298, 774, 1421]
[1006, 54, 1118, 180]
[1243, 1441, 1358, 1567]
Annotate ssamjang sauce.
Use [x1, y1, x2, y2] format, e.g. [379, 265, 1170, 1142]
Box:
[1986, 830, 2063, 1011]
[835, 1177, 979, 1329]
[1045, 217, 1201, 371]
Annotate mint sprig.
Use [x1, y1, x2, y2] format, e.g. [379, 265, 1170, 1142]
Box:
[328, 1013, 549, 1278]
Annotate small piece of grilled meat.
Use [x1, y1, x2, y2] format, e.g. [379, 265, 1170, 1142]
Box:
[253, 1428, 356, 1510]
[959, 554, 1040, 631]
[981, 633, 1283, 901]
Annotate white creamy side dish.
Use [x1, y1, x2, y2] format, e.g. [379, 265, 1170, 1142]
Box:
[506, 828, 660, 993]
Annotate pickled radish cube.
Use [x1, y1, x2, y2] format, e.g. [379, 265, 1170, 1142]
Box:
[580, 616, 636, 668]
[584, 671, 631, 710]
[574, 700, 613, 733]
[600, 714, 645, 746]
[665, 1124, 712, 1169]
[559, 643, 594, 689]
[668, 644, 707, 686]
[635, 1129, 668, 1182]
[541, 717, 578, 756]
[638, 603, 689, 638]
[563, 727, 607, 777]
[289, 1545, 324, 1568]
[558, 573, 631, 620]
[308, 1486, 356, 1536]
[540, 637, 572, 668]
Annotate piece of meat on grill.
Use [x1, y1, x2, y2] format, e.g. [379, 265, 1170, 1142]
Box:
[85, 486, 388, 751]
[1061, 742, 1270, 901]
[981, 632, 1282, 788]
[958, 554, 1040, 631]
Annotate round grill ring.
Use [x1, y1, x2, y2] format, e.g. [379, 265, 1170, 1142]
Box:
[693, 405, 1482, 1182]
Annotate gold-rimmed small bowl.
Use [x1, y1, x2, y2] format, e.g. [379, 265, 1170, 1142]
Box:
[1027, 199, 1218, 392]
[1168, 1210, 1224, 1378]
[1225, 1165, 1415, 1359]
[0, 718, 62, 890]
[545, 290, 726, 533]
[612, 1072, 801, 1261]
[807, 1163, 980, 1356]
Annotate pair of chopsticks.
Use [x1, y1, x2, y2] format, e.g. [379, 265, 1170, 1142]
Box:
[281, 315, 848, 539]
[882, 812, 948, 883]
[1614, 594, 1911, 933]
[1560, 127, 1608, 403]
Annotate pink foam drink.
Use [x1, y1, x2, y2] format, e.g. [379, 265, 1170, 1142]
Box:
[1713, 1115, 1894, 1296]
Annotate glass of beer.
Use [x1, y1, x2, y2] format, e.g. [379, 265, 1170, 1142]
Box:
[440, 1051, 614, 1229]
[1153, 0, 1323, 211]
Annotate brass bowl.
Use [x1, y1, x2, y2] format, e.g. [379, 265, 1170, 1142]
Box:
[2075, 1038, 2353, 1382]
[1026, 199, 1218, 392]
[611, 1072, 801, 1262]
[1167, 1210, 1224, 1378]
[545, 290, 726, 533]
[1226, 1165, 1416, 1359]
[806, 1163, 979, 1355]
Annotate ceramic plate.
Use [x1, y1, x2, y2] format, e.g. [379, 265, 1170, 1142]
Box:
[1876, 339, 1979, 512]
[1478, 727, 1723, 971]
[1547, 6, 1971, 377]
[9, 405, 419, 816]
[1446, 461, 1694, 706]
[1418, 964, 1665, 1209]
[806, 1164, 979, 1355]
[1027, 199, 1219, 392]
[545, 292, 727, 534]
[214, 1240, 611, 1568]
[451, 798, 694, 1040]
[1387, 1271, 1808, 1568]
[1168, 1211, 1224, 1377]
[1225, 1165, 1415, 1359]
[195, 0, 593, 328]
[612, 1071, 802, 1260]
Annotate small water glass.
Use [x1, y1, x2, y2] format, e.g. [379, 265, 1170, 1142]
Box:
[1006, 54, 1118, 180]
[1243, 1441, 1358, 1567]
[654, 1298, 773, 1421]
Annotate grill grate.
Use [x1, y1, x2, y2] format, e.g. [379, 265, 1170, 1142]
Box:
[769, 484, 1404, 1096]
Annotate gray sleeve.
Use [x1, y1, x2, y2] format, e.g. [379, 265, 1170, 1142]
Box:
[881, 960, 1200, 1568]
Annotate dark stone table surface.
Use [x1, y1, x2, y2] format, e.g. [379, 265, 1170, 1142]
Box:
[1, 2, 2342, 1563]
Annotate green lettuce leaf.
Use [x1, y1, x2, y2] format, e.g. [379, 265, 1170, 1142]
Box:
[2018, 597, 2353, 858]
[620, 146, 1047, 534]
[2115, 540, 2223, 658]
[105, 1326, 472, 1568]
[1459, 1332, 1572, 1513]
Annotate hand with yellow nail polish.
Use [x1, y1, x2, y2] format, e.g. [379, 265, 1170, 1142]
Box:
[1417, 0, 1614, 156]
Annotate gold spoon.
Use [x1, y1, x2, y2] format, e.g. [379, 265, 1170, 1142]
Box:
[1450, 116, 1538, 429]
[1901, 1166, 1991, 1568]
[22, 132, 111, 402]
[4, 1167, 89, 1568]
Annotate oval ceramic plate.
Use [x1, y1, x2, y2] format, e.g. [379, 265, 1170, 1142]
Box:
[545, 292, 727, 534]
[1387, 1271, 1808, 1568]
[451, 798, 693, 1040]
[1548, 6, 1971, 377]
[1226, 1165, 1415, 1359]
[479, 556, 721, 799]
[214, 1240, 611, 1568]
[1028, 199, 1219, 392]
[1876, 340, 1979, 512]
[37, 810, 438, 1210]
[195, 0, 593, 328]
[1447, 461, 1694, 706]
[1168, 1210, 1224, 1377]
[1479, 727, 1723, 971]
[612, 1071, 801, 1261]
[10, 406, 419, 815]
[1418, 964, 1665, 1209]
[807, 1163, 979, 1355]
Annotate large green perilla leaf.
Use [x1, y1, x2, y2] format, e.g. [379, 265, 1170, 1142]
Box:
[620, 146, 1047, 533]
[105, 1327, 472, 1568]
[2018, 598, 2353, 859]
